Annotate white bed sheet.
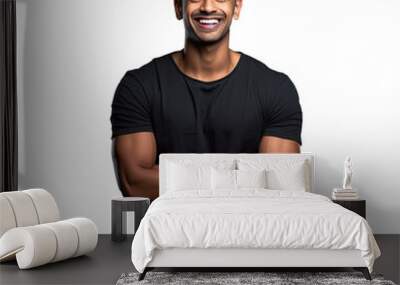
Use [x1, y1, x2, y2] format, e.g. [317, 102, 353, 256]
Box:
[131, 189, 381, 273]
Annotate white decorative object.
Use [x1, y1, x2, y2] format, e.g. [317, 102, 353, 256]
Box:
[331, 156, 359, 200]
[342, 156, 353, 190]
[0, 188, 98, 269]
[332, 188, 359, 200]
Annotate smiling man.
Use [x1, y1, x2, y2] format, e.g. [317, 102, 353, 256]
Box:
[110, 0, 303, 199]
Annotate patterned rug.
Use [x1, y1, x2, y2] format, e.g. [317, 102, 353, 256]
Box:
[116, 271, 396, 285]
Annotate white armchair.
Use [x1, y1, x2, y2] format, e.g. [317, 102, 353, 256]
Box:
[0, 188, 98, 269]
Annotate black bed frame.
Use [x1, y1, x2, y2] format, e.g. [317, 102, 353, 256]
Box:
[137, 267, 372, 281]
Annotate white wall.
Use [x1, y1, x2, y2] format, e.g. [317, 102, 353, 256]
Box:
[16, 0, 400, 234]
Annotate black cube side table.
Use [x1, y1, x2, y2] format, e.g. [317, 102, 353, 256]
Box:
[111, 197, 150, 242]
[332, 199, 366, 219]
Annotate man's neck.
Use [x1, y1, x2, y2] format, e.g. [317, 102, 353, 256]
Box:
[172, 35, 241, 82]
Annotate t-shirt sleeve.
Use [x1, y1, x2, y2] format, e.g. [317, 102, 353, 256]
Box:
[110, 71, 153, 139]
[263, 73, 303, 145]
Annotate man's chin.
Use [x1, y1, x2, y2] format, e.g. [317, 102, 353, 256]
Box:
[193, 33, 225, 45]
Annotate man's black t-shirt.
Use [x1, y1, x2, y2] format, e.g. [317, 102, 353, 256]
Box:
[184, 75, 226, 127]
[110, 50, 303, 164]
[183, 70, 232, 151]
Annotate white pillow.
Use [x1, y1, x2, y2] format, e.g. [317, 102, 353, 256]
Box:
[165, 158, 236, 192]
[166, 158, 235, 170]
[266, 163, 307, 191]
[211, 168, 268, 190]
[166, 162, 212, 191]
[236, 169, 267, 188]
[211, 168, 237, 190]
[237, 158, 310, 192]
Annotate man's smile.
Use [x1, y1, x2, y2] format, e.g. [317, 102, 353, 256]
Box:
[193, 15, 224, 31]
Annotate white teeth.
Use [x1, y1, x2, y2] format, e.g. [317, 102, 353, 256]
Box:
[199, 19, 219, 25]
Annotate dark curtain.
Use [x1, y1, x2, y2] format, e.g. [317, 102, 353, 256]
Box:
[0, 0, 18, 192]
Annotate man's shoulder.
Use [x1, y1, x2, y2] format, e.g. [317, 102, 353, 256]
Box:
[241, 52, 290, 83]
[124, 52, 173, 80]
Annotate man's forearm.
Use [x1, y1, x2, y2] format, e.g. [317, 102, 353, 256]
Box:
[259, 136, 300, 153]
[122, 165, 159, 202]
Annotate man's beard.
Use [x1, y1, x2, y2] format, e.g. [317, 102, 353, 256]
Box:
[186, 25, 230, 46]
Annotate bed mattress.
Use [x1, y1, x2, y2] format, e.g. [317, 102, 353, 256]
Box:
[131, 189, 381, 273]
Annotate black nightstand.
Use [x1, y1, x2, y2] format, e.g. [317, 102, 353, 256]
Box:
[332, 199, 366, 219]
[111, 197, 150, 242]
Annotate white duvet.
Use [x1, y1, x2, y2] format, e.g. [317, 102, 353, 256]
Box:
[131, 189, 381, 273]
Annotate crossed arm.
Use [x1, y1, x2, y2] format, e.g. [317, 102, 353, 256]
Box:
[113, 132, 159, 201]
[113, 132, 300, 200]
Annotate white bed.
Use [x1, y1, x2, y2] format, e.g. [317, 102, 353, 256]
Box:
[130, 153, 381, 280]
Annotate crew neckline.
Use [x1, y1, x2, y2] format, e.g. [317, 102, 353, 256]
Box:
[168, 49, 244, 84]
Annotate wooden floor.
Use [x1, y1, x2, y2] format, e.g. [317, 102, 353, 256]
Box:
[0, 234, 398, 285]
